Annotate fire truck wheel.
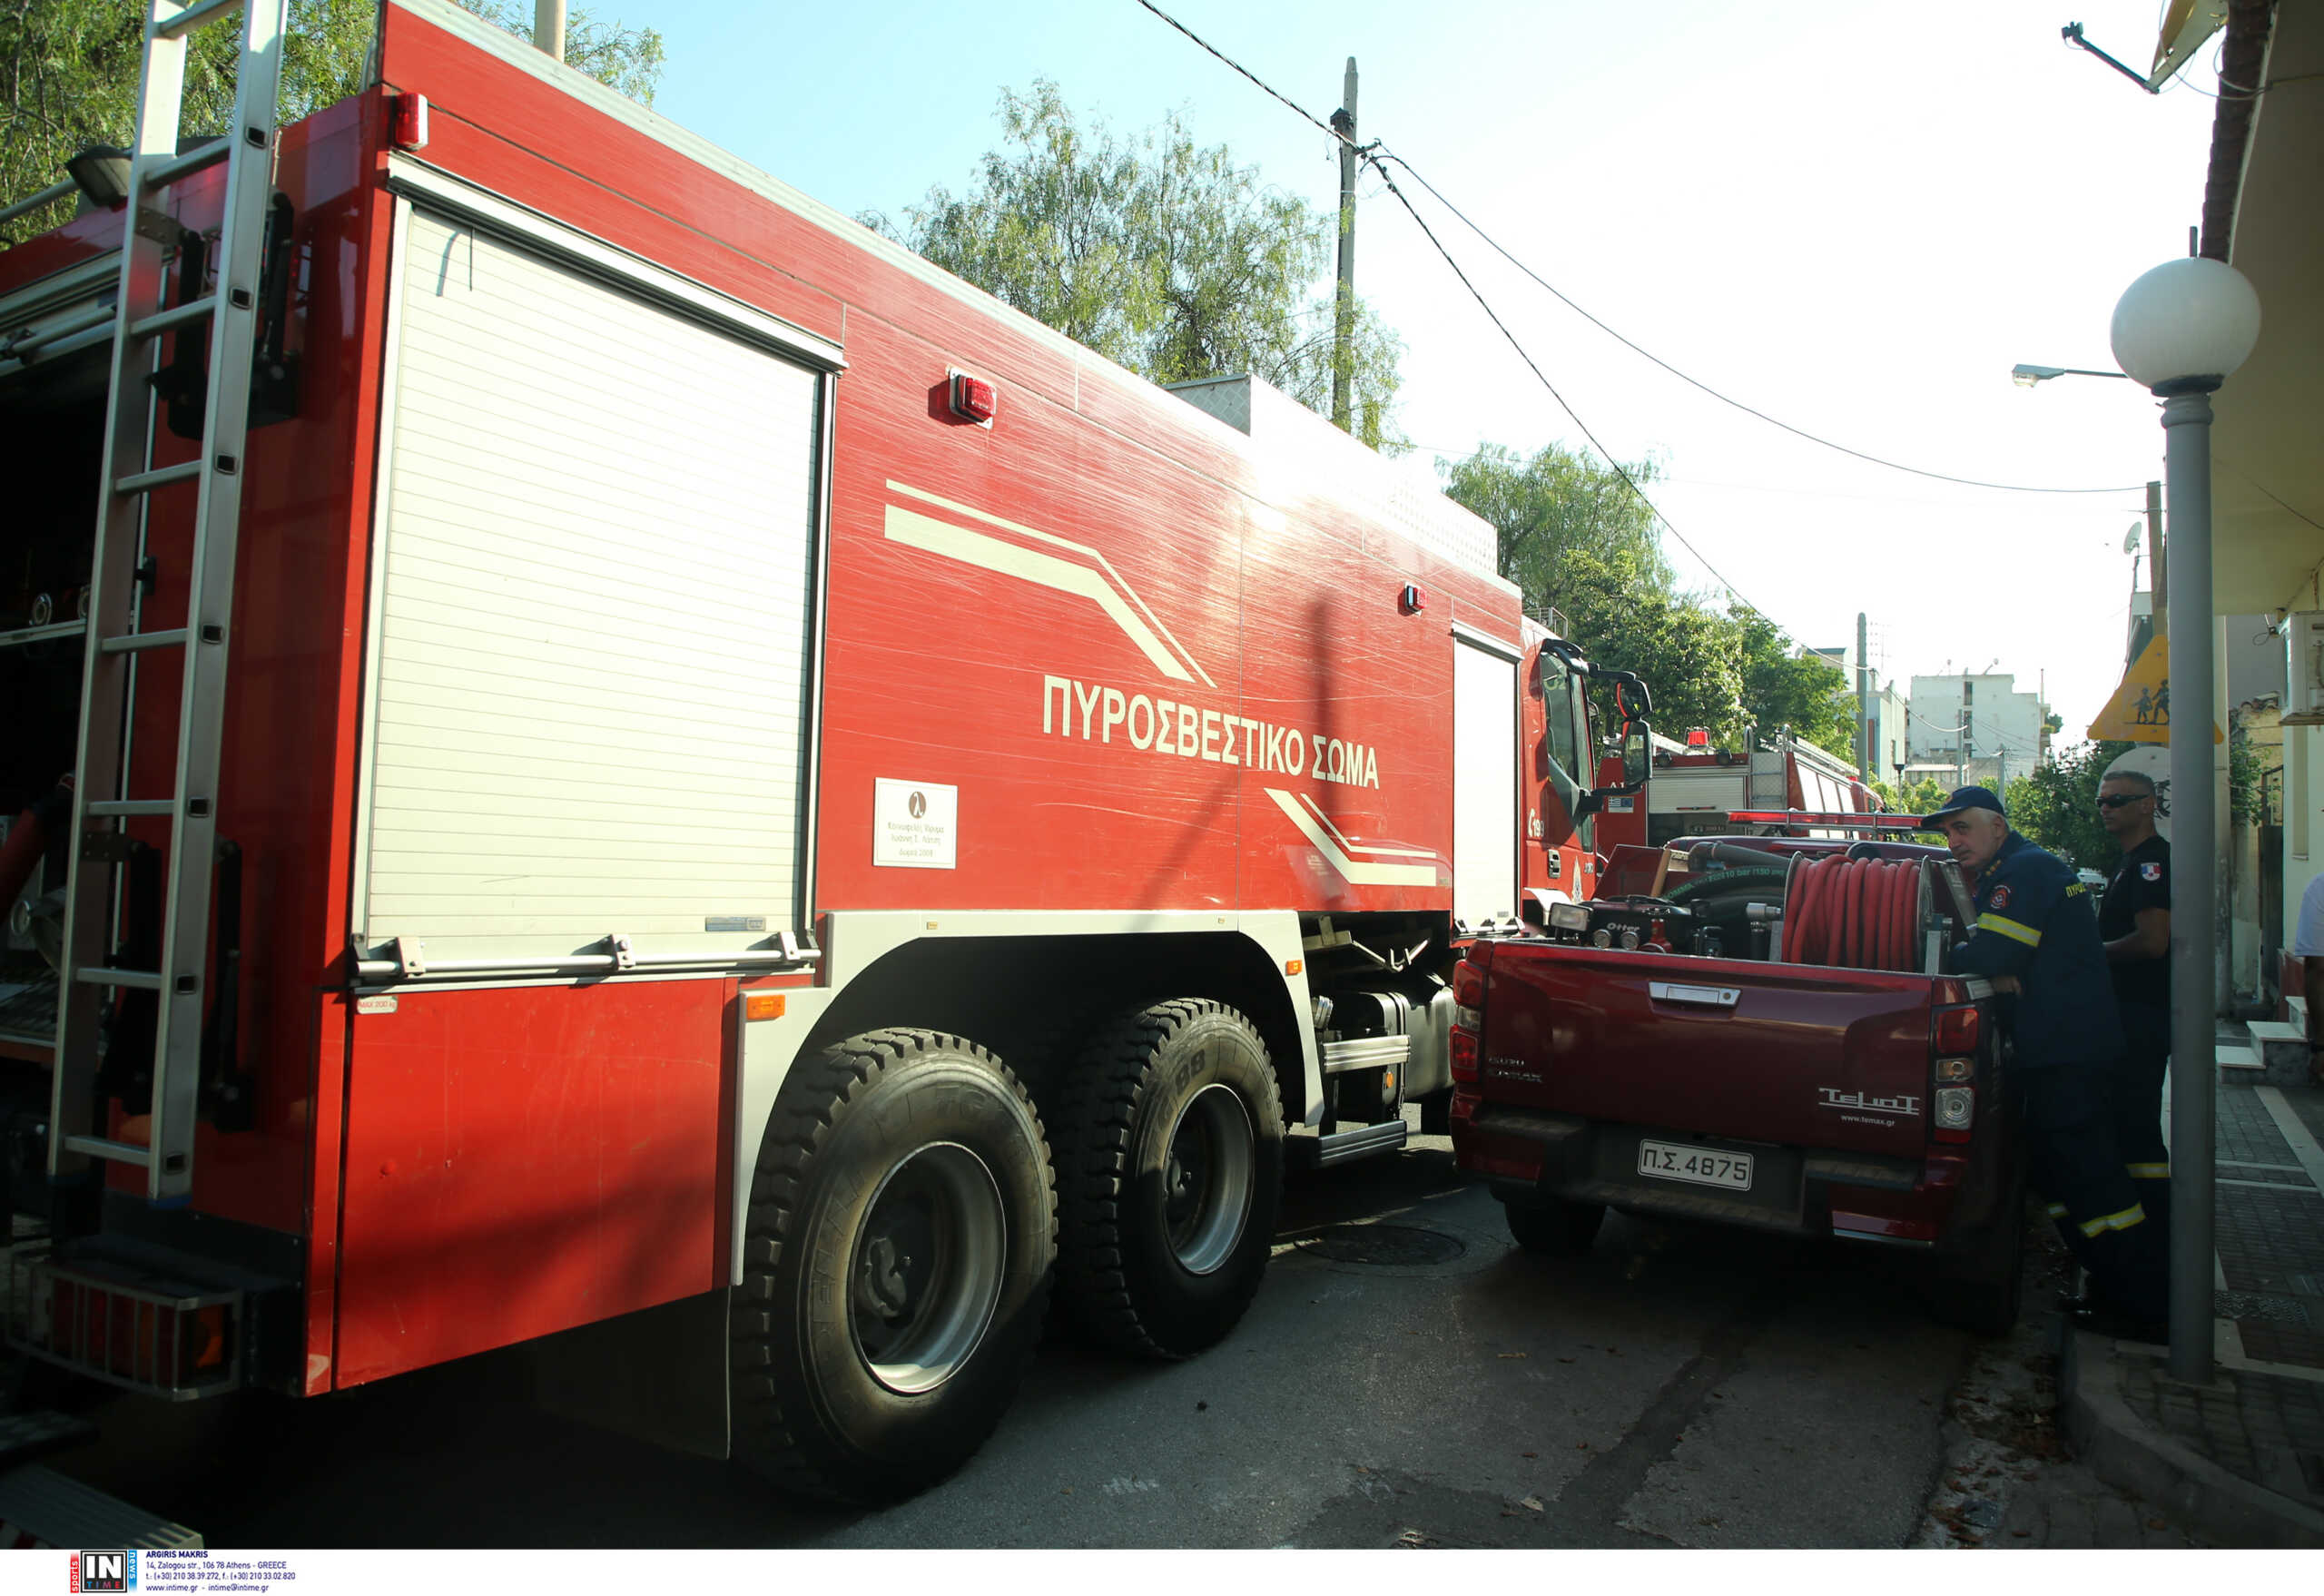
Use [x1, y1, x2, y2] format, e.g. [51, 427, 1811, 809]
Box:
[1502, 1195, 1606, 1256]
[1053, 999, 1283, 1358]
[731, 1029, 1055, 1505]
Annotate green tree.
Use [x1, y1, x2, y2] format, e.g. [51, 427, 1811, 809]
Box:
[1730, 608, 1856, 762]
[2004, 740, 2137, 870]
[1441, 441, 1735, 737]
[1441, 440, 1671, 602]
[458, 2, 662, 102]
[2228, 721, 2269, 828]
[1443, 440, 1870, 763]
[1553, 545, 1752, 750]
[1871, 772, 1951, 816]
[868, 80, 1404, 448]
[2, 0, 663, 246]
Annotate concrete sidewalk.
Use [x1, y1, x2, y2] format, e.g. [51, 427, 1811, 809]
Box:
[2055, 1052, 2324, 1548]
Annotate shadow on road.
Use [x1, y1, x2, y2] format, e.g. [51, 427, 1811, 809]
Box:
[20, 1137, 1980, 1548]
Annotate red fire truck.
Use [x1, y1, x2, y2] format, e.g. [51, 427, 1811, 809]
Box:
[0, 1, 1648, 1503]
[1593, 728, 1877, 854]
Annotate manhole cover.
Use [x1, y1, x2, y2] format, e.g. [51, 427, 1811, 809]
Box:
[1298, 1224, 1466, 1266]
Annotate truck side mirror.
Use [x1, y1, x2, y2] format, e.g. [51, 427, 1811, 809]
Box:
[1622, 722, 1650, 787]
[1610, 669, 1653, 720]
[1591, 720, 1650, 799]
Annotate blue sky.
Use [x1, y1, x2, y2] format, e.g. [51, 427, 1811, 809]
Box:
[614, 0, 2221, 744]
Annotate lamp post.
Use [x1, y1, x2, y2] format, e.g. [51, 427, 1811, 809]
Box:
[2108, 254, 2261, 1385]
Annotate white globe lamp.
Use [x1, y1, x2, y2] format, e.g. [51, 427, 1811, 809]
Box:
[2110, 256, 2260, 393]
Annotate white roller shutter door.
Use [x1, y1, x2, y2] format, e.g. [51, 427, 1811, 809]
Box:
[356, 205, 822, 967]
[1452, 636, 1520, 926]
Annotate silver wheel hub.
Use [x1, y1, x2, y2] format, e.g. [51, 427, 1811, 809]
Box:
[849, 1141, 1007, 1394]
[1163, 1081, 1255, 1276]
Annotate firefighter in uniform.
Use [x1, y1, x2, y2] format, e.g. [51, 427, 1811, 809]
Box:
[2095, 769, 2172, 1280]
[1926, 786, 2168, 1339]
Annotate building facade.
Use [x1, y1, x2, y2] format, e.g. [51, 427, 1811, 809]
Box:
[1866, 679, 1913, 786]
[1907, 672, 2049, 789]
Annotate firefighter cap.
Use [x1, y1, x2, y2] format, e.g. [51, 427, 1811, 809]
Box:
[1921, 784, 2005, 828]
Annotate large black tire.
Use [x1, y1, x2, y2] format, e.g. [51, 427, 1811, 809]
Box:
[1502, 1195, 1606, 1256]
[986, 1000, 1098, 1114]
[730, 1030, 1055, 1504]
[1052, 1000, 1284, 1358]
[1927, 1193, 2026, 1337]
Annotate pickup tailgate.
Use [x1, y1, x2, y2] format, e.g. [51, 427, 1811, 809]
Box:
[1477, 944, 1936, 1160]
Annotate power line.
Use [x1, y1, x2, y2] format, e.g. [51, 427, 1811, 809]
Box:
[1119, 0, 2152, 498]
[1360, 153, 1763, 613]
[1126, 0, 1351, 146]
[1366, 151, 2148, 497]
[1115, 2, 1763, 606]
[1656, 473, 2149, 517]
[1118, 0, 2148, 646]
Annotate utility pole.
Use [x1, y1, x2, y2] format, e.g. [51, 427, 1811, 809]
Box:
[534, 0, 566, 60]
[1958, 682, 1969, 791]
[1330, 58, 1358, 434]
[1856, 612, 1871, 778]
[2146, 478, 2166, 630]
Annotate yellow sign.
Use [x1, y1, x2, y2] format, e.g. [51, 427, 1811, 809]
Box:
[2088, 634, 2223, 744]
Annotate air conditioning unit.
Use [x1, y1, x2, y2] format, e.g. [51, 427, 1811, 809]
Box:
[2285, 612, 2324, 724]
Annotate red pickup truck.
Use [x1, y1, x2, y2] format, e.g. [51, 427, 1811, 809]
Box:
[1451, 830, 2024, 1333]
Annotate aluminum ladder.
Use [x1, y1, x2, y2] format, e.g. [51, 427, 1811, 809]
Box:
[50, 0, 289, 1204]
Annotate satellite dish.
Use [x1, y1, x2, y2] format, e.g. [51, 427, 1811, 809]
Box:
[2122, 522, 2143, 555]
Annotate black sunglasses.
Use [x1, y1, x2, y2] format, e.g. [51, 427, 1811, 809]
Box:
[2095, 794, 2147, 810]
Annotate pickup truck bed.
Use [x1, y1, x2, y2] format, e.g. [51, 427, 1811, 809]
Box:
[1451, 837, 2024, 1332]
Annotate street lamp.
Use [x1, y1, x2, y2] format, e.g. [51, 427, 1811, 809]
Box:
[2109, 253, 2261, 1385]
[2010, 363, 2131, 387]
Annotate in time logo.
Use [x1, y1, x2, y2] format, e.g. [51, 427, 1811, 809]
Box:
[71, 1551, 135, 1592]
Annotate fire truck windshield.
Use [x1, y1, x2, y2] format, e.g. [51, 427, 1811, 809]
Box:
[1540, 654, 1581, 776]
[1537, 650, 1594, 844]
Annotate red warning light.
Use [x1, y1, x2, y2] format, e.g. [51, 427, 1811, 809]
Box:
[949, 372, 997, 425]
[389, 93, 430, 150]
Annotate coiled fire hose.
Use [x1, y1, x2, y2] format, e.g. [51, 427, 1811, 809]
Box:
[1780, 853, 1926, 970]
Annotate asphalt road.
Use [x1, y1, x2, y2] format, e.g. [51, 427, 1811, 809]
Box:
[44, 1125, 1979, 1548]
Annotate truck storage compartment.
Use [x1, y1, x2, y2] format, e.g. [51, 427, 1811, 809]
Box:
[350, 201, 831, 978]
[0, 338, 107, 1065]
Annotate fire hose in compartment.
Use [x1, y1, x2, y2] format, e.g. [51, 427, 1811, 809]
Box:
[1781, 853, 1948, 971]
